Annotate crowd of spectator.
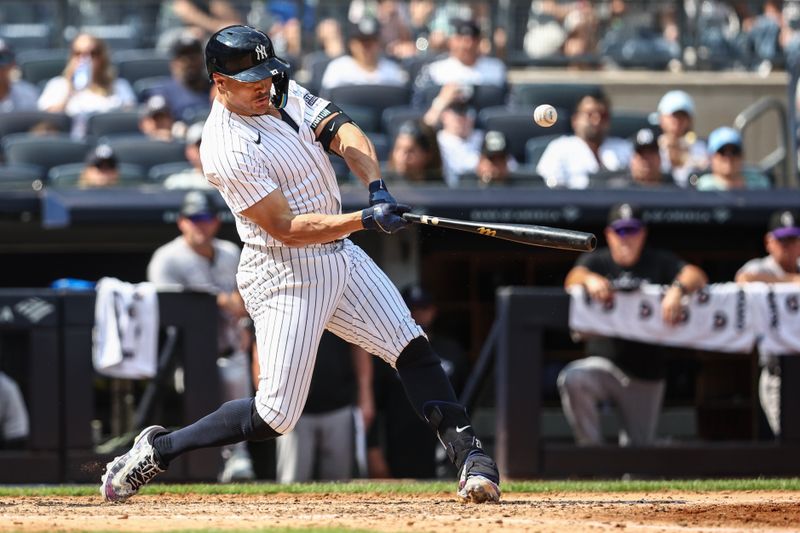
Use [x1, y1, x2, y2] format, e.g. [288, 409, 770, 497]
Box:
[0, 1, 791, 194]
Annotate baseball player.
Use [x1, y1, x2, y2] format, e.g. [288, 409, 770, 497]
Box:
[100, 25, 499, 504]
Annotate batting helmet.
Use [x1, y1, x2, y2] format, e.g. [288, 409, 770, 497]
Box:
[205, 25, 290, 108]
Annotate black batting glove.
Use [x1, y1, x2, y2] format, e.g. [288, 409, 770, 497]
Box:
[362, 203, 411, 234]
[368, 179, 396, 206]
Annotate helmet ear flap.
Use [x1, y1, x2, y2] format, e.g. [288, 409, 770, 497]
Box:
[270, 70, 289, 109]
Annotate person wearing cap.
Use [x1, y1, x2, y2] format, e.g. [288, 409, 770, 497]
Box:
[384, 119, 443, 183]
[163, 121, 214, 189]
[138, 95, 176, 142]
[735, 209, 800, 437]
[367, 284, 469, 479]
[695, 126, 771, 190]
[560, 203, 707, 446]
[78, 144, 121, 188]
[435, 98, 484, 186]
[0, 38, 39, 113]
[320, 17, 408, 90]
[599, 128, 674, 188]
[412, 18, 506, 108]
[537, 89, 633, 189]
[38, 33, 136, 139]
[471, 130, 522, 185]
[655, 90, 707, 187]
[146, 32, 212, 123]
[147, 190, 255, 482]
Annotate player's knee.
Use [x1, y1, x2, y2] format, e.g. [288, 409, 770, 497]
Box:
[396, 336, 440, 369]
[249, 400, 282, 441]
[557, 366, 586, 397]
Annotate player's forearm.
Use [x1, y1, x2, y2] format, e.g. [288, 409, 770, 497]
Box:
[564, 266, 592, 289]
[335, 123, 381, 185]
[278, 212, 364, 246]
[673, 264, 707, 293]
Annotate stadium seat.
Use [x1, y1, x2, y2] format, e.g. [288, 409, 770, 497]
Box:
[148, 161, 193, 183]
[74, 25, 143, 51]
[322, 84, 411, 133]
[113, 50, 171, 85]
[17, 49, 68, 87]
[86, 111, 142, 140]
[302, 50, 337, 96]
[381, 106, 424, 144]
[1, 133, 90, 174]
[525, 134, 561, 168]
[609, 111, 658, 139]
[415, 84, 509, 111]
[0, 111, 71, 140]
[510, 83, 603, 114]
[47, 162, 146, 187]
[0, 163, 45, 190]
[104, 138, 187, 173]
[0, 23, 53, 50]
[478, 106, 571, 163]
[132, 75, 170, 103]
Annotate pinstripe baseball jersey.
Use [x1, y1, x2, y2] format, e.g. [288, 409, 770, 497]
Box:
[200, 80, 342, 248]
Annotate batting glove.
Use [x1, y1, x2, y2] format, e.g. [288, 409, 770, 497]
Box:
[368, 179, 396, 206]
[362, 203, 411, 234]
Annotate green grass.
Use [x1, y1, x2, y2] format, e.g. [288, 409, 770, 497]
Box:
[1, 477, 800, 497]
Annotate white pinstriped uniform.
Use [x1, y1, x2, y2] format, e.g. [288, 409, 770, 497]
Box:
[200, 80, 423, 434]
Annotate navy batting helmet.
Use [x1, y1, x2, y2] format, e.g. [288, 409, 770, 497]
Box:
[205, 25, 290, 108]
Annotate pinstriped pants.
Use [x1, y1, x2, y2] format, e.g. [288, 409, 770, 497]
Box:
[237, 239, 423, 434]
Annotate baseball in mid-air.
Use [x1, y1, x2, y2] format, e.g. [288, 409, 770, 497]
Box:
[533, 104, 558, 127]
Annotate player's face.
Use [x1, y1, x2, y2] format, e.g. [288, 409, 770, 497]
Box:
[178, 215, 220, 247]
[572, 97, 610, 145]
[214, 74, 274, 116]
[766, 233, 800, 271]
[605, 225, 647, 267]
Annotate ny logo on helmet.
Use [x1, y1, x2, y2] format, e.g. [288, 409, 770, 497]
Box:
[255, 44, 268, 61]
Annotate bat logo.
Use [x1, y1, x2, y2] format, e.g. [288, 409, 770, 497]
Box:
[254, 44, 268, 61]
[478, 227, 496, 237]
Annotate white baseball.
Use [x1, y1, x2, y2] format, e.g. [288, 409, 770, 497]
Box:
[533, 104, 558, 127]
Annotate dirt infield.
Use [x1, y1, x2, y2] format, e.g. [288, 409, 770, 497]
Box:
[1, 491, 799, 532]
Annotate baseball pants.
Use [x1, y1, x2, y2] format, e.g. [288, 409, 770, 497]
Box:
[557, 356, 665, 446]
[238, 239, 423, 435]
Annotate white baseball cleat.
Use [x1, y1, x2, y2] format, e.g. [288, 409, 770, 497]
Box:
[100, 425, 166, 503]
[457, 450, 501, 503]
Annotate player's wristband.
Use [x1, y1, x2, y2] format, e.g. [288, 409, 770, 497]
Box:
[368, 179, 395, 206]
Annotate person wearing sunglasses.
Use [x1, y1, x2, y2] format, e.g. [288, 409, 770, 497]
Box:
[735, 209, 800, 438]
[147, 190, 255, 483]
[694, 127, 771, 191]
[559, 203, 707, 446]
[37, 33, 136, 139]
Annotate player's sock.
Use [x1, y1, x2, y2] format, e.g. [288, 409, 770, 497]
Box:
[153, 397, 278, 466]
[395, 336, 458, 417]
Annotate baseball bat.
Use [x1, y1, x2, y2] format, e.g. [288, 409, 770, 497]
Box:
[402, 213, 596, 252]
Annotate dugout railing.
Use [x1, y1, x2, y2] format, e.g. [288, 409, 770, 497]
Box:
[481, 287, 800, 479]
[0, 289, 221, 483]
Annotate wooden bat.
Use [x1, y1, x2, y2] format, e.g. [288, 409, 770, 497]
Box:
[402, 213, 596, 252]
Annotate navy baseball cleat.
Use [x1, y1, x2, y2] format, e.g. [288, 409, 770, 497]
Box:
[457, 449, 501, 503]
[100, 425, 166, 503]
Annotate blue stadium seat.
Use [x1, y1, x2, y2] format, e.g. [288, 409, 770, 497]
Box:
[609, 111, 658, 139]
[415, 84, 509, 111]
[148, 161, 193, 183]
[104, 138, 187, 173]
[0, 23, 53, 50]
[322, 84, 411, 133]
[0, 111, 71, 140]
[113, 50, 171, 85]
[1, 133, 90, 174]
[510, 83, 603, 114]
[525, 134, 561, 168]
[381, 106, 424, 145]
[17, 49, 68, 87]
[0, 163, 45, 190]
[47, 162, 146, 187]
[86, 111, 141, 140]
[132, 75, 170, 103]
[478, 106, 571, 163]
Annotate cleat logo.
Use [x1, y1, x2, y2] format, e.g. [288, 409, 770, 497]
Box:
[456, 425, 472, 433]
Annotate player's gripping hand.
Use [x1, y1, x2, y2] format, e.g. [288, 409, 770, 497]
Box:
[362, 203, 411, 234]
[368, 179, 396, 206]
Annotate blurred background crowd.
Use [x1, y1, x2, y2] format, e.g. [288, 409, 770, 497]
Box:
[0, 0, 799, 191]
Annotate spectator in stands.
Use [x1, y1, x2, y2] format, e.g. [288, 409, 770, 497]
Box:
[524, 0, 599, 61]
[413, 18, 506, 106]
[656, 90, 707, 187]
[147, 190, 255, 482]
[735, 209, 800, 438]
[156, 0, 243, 48]
[38, 33, 136, 139]
[0, 38, 39, 113]
[384, 119, 443, 183]
[435, 99, 483, 187]
[320, 17, 408, 90]
[316, 17, 347, 59]
[695, 127, 771, 190]
[368, 285, 468, 479]
[139, 95, 175, 142]
[464, 130, 524, 186]
[253, 331, 373, 483]
[0, 371, 29, 450]
[600, 128, 675, 188]
[560, 203, 708, 446]
[536, 90, 632, 189]
[78, 144, 121, 189]
[163, 121, 211, 189]
[148, 32, 212, 124]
